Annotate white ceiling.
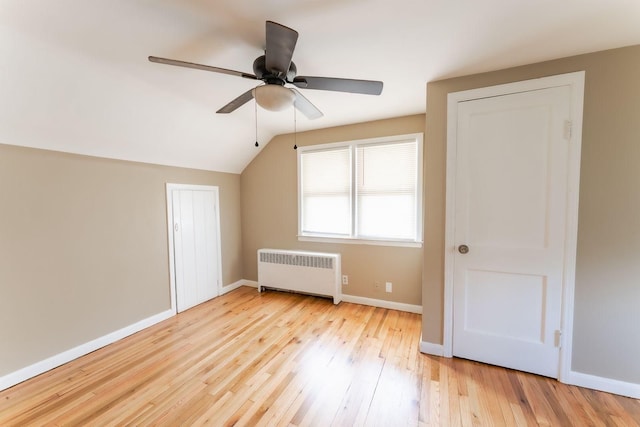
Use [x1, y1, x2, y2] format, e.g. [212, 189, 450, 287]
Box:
[1, 0, 639, 173]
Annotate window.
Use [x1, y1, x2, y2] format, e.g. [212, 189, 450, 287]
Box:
[298, 133, 423, 246]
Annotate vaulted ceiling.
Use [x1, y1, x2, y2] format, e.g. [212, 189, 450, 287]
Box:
[2, 0, 639, 173]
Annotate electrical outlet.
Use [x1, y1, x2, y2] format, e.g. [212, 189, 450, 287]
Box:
[385, 282, 392, 293]
[342, 275, 349, 285]
[374, 281, 381, 290]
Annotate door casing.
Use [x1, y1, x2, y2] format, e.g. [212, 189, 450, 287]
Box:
[443, 71, 585, 382]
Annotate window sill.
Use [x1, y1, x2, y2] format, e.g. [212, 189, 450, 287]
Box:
[298, 235, 423, 248]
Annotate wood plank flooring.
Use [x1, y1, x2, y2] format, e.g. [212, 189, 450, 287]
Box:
[1, 286, 639, 426]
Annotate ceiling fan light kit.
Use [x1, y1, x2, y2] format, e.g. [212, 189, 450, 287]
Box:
[253, 85, 296, 111]
[149, 21, 383, 120]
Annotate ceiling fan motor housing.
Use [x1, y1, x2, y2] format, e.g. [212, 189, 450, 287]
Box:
[253, 55, 297, 85]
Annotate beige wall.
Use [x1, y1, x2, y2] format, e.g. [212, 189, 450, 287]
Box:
[241, 115, 425, 306]
[0, 144, 243, 376]
[423, 45, 640, 383]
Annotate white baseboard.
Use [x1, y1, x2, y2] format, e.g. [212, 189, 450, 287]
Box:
[0, 309, 174, 392]
[566, 370, 640, 399]
[340, 294, 422, 314]
[221, 279, 257, 295]
[241, 279, 258, 288]
[419, 340, 445, 357]
[252, 283, 420, 313]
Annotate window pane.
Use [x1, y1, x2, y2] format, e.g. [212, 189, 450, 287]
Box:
[358, 194, 416, 239]
[303, 196, 350, 235]
[357, 141, 417, 193]
[301, 148, 351, 194]
[356, 141, 417, 239]
[300, 147, 351, 235]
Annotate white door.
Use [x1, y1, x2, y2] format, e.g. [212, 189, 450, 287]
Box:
[451, 85, 574, 378]
[170, 186, 221, 313]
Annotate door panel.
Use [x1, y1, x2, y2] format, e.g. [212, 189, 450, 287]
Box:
[173, 191, 197, 312]
[464, 270, 546, 343]
[453, 86, 571, 378]
[466, 105, 550, 249]
[172, 189, 220, 313]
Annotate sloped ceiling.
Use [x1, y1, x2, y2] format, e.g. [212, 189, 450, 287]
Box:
[1, 0, 639, 173]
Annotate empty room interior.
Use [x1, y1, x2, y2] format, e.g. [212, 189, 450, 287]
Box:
[1, 1, 640, 425]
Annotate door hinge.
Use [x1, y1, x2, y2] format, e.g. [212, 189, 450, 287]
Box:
[554, 330, 562, 348]
[563, 120, 572, 140]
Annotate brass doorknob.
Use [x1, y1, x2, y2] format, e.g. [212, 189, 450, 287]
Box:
[458, 244, 469, 254]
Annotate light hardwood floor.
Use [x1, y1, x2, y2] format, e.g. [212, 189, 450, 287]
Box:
[1, 286, 639, 426]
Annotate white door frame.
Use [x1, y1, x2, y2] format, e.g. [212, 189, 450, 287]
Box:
[166, 183, 223, 314]
[443, 71, 585, 382]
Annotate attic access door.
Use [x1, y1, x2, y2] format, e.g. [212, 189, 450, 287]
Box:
[444, 72, 584, 379]
[167, 184, 223, 313]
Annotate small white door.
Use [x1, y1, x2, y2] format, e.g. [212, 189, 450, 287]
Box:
[452, 85, 573, 378]
[170, 186, 221, 313]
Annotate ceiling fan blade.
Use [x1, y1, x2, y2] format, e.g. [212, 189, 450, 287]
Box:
[292, 76, 383, 95]
[149, 56, 257, 80]
[216, 88, 255, 114]
[265, 21, 298, 78]
[291, 88, 323, 120]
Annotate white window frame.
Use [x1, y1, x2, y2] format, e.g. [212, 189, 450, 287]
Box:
[297, 133, 423, 248]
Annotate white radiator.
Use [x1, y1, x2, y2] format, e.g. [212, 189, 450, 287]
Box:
[257, 249, 341, 304]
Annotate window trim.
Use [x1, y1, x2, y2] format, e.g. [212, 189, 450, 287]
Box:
[297, 133, 424, 247]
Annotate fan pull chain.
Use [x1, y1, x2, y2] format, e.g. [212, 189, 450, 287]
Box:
[254, 100, 259, 147]
[293, 107, 298, 150]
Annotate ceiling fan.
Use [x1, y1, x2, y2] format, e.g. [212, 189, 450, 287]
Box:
[149, 21, 383, 120]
